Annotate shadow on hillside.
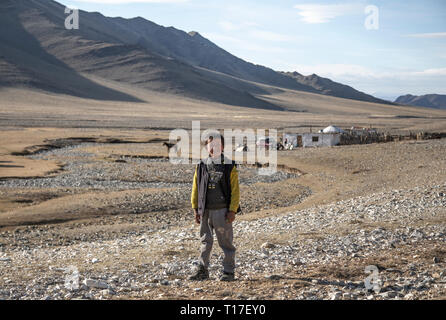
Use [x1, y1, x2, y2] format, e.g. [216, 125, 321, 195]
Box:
[0, 4, 144, 103]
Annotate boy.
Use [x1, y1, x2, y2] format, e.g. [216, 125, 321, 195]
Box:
[189, 133, 240, 281]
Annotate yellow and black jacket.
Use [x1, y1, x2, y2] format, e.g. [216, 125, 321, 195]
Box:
[191, 155, 240, 215]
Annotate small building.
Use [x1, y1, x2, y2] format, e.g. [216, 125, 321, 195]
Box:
[301, 133, 340, 147]
[283, 131, 341, 148]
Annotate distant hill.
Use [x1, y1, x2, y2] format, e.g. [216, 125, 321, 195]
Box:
[0, 0, 392, 108]
[102, 13, 389, 104]
[395, 94, 446, 110]
[281, 71, 391, 105]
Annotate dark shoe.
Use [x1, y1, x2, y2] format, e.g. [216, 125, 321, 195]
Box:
[219, 272, 235, 282]
[189, 265, 209, 281]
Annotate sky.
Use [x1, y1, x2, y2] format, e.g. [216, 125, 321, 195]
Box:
[59, 0, 446, 100]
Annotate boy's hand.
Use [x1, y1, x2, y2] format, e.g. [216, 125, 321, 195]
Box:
[226, 211, 236, 224]
[194, 209, 200, 224]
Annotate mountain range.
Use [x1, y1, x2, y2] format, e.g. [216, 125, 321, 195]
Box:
[395, 94, 446, 110]
[0, 0, 393, 109]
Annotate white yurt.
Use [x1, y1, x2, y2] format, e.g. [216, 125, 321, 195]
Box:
[322, 125, 344, 134]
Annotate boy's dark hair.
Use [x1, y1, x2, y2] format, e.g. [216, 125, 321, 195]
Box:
[205, 132, 224, 147]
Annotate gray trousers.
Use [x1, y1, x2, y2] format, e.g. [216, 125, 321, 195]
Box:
[199, 208, 236, 273]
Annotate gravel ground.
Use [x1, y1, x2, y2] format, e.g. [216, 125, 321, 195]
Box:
[0, 182, 444, 300]
[0, 141, 444, 300]
[0, 143, 309, 226]
[0, 143, 297, 189]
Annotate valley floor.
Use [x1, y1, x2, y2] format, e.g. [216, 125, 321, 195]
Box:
[0, 127, 445, 300]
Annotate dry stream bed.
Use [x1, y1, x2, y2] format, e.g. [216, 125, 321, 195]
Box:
[0, 138, 445, 300]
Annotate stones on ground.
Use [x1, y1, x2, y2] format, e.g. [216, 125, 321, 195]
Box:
[221, 290, 232, 297]
[266, 274, 283, 280]
[342, 293, 355, 299]
[0, 143, 445, 300]
[261, 242, 276, 249]
[330, 292, 342, 300]
[84, 292, 94, 299]
[101, 288, 115, 296]
[83, 279, 109, 289]
[379, 291, 398, 299]
[160, 279, 169, 286]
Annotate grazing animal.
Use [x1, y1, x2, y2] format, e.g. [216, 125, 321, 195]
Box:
[163, 142, 178, 154]
[163, 142, 176, 150]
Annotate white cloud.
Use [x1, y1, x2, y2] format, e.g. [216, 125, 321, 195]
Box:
[407, 32, 446, 39]
[293, 3, 361, 23]
[412, 68, 446, 76]
[218, 20, 259, 31]
[243, 22, 260, 28]
[75, 0, 189, 4]
[248, 30, 298, 42]
[218, 20, 261, 32]
[219, 21, 240, 32]
[218, 20, 300, 43]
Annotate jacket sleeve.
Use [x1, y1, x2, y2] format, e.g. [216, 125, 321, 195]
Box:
[229, 165, 240, 213]
[191, 165, 198, 210]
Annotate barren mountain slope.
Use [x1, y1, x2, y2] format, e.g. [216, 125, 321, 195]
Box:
[0, 0, 279, 109]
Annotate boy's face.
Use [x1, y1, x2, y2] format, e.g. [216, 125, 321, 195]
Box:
[207, 138, 223, 158]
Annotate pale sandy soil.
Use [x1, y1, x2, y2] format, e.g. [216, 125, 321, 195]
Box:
[0, 129, 444, 300]
[1, 82, 446, 132]
[0, 86, 445, 300]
